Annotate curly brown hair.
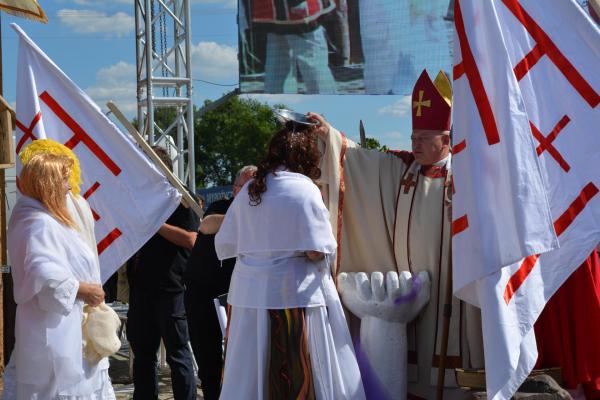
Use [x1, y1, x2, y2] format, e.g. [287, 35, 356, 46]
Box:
[248, 123, 321, 205]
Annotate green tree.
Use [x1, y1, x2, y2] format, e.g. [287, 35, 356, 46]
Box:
[194, 97, 281, 187]
[364, 136, 389, 152]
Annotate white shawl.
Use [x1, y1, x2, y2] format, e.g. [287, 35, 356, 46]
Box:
[215, 170, 338, 309]
[7, 195, 100, 392]
[215, 170, 337, 259]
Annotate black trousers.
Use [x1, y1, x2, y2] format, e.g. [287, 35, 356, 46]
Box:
[127, 288, 196, 400]
[184, 282, 225, 400]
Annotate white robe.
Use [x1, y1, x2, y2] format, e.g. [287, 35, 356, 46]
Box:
[4, 195, 115, 400]
[319, 128, 484, 399]
[215, 171, 366, 400]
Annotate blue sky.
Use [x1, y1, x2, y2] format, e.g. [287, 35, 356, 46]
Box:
[1, 0, 415, 150]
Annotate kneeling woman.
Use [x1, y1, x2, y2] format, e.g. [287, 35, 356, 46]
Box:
[5, 152, 115, 399]
[215, 123, 366, 399]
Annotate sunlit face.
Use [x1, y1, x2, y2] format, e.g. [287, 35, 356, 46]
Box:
[411, 129, 450, 165]
[232, 171, 254, 197]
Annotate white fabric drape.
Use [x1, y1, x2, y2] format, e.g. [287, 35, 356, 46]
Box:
[215, 171, 337, 259]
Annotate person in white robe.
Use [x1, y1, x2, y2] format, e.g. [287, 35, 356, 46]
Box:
[3, 144, 115, 399]
[308, 70, 484, 399]
[215, 122, 366, 400]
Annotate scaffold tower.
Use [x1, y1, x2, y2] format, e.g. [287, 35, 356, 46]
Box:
[135, 0, 195, 191]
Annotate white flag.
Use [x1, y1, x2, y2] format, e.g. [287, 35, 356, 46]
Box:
[452, 0, 600, 399]
[13, 24, 182, 282]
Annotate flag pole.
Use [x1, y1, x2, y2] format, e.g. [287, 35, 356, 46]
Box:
[436, 238, 453, 400]
[107, 101, 204, 219]
[0, 12, 6, 371]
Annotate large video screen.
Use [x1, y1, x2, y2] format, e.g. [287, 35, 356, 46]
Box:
[238, 0, 454, 95]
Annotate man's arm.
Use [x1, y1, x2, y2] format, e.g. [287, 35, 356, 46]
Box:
[158, 223, 197, 249]
[199, 214, 225, 235]
[307, 112, 330, 142]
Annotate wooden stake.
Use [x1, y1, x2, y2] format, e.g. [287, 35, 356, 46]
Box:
[106, 101, 203, 219]
[436, 242, 453, 400]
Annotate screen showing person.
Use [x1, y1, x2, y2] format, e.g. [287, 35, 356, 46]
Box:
[238, 0, 453, 95]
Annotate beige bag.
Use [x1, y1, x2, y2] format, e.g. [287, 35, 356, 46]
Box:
[82, 303, 122, 365]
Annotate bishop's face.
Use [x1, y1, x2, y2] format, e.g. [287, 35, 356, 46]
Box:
[411, 129, 450, 166]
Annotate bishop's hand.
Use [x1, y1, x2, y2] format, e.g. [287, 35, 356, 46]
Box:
[338, 270, 431, 323]
[306, 112, 330, 142]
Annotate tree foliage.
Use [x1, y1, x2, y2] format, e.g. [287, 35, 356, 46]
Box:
[364, 136, 389, 152]
[194, 97, 281, 187]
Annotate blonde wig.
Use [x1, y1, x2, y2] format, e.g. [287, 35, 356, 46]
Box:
[19, 153, 77, 229]
[19, 139, 82, 196]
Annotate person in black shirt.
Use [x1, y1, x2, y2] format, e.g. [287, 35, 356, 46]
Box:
[127, 146, 199, 400]
[184, 165, 256, 400]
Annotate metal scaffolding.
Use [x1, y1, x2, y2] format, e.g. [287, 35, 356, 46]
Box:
[135, 0, 195, 192]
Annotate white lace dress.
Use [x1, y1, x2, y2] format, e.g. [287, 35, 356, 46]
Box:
[3, 196, 116, 400]
[2, 356, 115, 400]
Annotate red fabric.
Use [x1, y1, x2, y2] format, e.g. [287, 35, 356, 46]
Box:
[387, 149, 415, 166]
[411, 70, 451, 131]
[252, 0, 333, 23]
[534, 251, 600, 399]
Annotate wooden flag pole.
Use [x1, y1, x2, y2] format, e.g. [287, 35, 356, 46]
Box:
[436, 241, 453, 400]
[106, 101, 203, 219]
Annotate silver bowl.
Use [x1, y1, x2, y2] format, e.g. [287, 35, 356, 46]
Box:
[273, 108, 318, 126]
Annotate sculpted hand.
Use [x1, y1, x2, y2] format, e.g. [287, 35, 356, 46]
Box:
[338, 270, 431, 323]
[78, 282, 105, 307]
[306, 112, 330, 142]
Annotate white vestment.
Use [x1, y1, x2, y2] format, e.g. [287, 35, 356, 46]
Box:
[4, 195, 115, 400]
[319, 128, 484, 399]
[215, 171, 366, 400]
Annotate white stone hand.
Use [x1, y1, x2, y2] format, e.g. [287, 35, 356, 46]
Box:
[338, 270, 431, 323]
[338, 270, 431, 399]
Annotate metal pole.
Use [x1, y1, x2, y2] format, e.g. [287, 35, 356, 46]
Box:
[174, 0, 185, 180]
[0, 13, 6, 371]
[144, 0, 155, 145]
[135, 0, 145, 135]
[184, 0, 195, 192]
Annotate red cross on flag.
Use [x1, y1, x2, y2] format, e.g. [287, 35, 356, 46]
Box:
[451, 0, 600, 398]
[13, 24, 182, 282]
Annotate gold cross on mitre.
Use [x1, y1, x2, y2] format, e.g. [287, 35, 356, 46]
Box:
[413, 90, 431, 117]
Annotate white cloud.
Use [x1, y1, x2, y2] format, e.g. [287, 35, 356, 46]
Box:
[57, 9, 134, 37]
[191, 41, 238, 81]
[377, 96, 412, 117]
[85, 61, 137, 115]
[379, 130, 411, 150]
